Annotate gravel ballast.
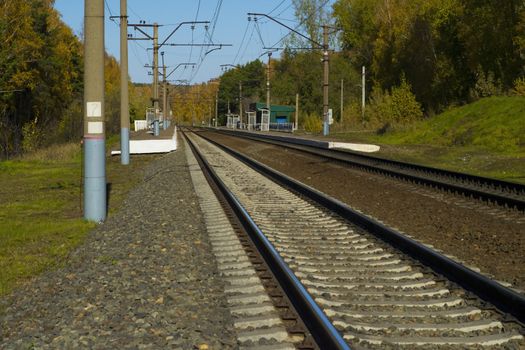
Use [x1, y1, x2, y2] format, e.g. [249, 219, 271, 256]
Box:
[201, 130, 525, 292]
[0, 139, 238, 349]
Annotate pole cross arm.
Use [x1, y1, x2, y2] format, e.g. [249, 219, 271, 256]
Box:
[165, 43, 231, 47]
[205, 44, 232, 55]
[159, 21, 210, 49]
[166, 63, 196, 80]
[247, 13, 323, 48]
[129, 25, 153, 40]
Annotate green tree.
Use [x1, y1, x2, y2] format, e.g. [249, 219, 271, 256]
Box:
[0, 0, 84, 158]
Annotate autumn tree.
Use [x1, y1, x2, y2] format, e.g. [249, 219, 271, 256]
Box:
[333, 0, 525, 113]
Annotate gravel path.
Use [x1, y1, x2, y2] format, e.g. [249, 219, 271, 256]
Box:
[0, 139, 238, 349]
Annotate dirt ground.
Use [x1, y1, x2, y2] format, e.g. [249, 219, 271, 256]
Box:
[202, 130, 525, 293]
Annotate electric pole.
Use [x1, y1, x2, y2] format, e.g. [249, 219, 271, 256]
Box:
[239, 81, 243, 126]
[153, 23, 159, 112]
[322, 25, 329, 136]
[266, 52, 272, 112]
[362, 66, 366, 124]
[208, 105, 212, 127]
[215, 89, 218, 127]
[83, 0, 106, 222]
[119, 0, 129, 165]
[161, 52, 168, 130]
[340, 79, 344, 124]
[295, 93, 299, 132]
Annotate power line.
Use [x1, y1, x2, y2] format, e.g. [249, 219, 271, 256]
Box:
[131, 41, 146, 67]
[255, 20, 266, 47]
[233, 21, 251, 65]
[238, 23, 256, 65]
[275, 2, 294, 17]
[190, 0, 225, 82]
[266, 0, 331, 51]
[127, 4, 142, 22]
[268, 0, 288, 15]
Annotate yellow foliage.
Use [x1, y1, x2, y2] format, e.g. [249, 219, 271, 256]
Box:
[513, 77, 525, 97]
[302, 113, 323, 133]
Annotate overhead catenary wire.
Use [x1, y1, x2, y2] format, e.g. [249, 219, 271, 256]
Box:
[255, 19, 266, 48]
[189, 0, 225, 83]
[127, 3, 143, 22]
[265, 0, 331, 51]
[238, 23, 256, 65]
[187, 0, 202, 64]
[131, 41, 147, 67]
[233, 21, 251, 66]
[268, 0, 288, 15]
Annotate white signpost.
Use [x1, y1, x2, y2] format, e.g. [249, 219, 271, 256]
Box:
[261, 109, 270, 132]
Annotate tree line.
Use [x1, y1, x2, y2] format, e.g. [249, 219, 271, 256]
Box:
[2, 0, 524, 158]
[0, 0, 139, 159]
[217, 0, 525, 131]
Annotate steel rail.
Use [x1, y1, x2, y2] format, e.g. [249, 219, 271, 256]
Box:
[214, 129, 525, 211]
[182, 130, 350, 349]
[194, 129, 525, 324]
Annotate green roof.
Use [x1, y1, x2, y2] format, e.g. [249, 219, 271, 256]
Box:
[254, 102, 295, 113]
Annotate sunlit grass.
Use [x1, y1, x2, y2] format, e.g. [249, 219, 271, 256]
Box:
[329, 97, 525, 183]
[0, 140, 159, 296]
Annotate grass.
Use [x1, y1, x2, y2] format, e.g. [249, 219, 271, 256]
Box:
[327, 96, 525, 183]
[0, 140, 159, 296]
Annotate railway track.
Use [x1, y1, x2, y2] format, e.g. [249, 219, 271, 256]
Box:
[183, 128, 525, 349]
[213, 128, 525, 213]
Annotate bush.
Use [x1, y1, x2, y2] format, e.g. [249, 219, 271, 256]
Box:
[513, 77, 525, 96]
[302, 113, 323, 133]
[331, 101, 367, 132]
[390, 78, 424, 123]
[366, 79, 423, 131]
[469, 67, 502, 100]
[21, 117, 43, 153]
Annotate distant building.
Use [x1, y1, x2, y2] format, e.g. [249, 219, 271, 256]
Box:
[249, 102, 296, 124]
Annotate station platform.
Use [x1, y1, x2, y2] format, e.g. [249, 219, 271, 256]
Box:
[214, 127, 380, 153]
[111, 124, 178, 155]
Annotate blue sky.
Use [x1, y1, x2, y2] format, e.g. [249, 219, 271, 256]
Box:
[53, 0, 334, 84]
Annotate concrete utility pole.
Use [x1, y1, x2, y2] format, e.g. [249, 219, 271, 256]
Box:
[208, 105, 212, 127]
[239, 81, 243, 126]
[152, 23, 160, 135]
[362, 66, 366, 124]
[161, 52, 168, 130]
[295, 93, 299, 131]
[83, 0, 106, 222]
[215, 89, 218, 127]
[266, 52, 272, 112]
[340, 78, 344, 124]
[322, 25, 330, 136]
[119, 0, 129, 165]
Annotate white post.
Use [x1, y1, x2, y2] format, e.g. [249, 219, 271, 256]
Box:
[295, 93, 299, 132]
[340, 78, 344, 123]
[362, 66, 366, 123]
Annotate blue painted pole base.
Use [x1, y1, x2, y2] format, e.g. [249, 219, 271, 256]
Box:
[154, 120, 160, 136]
[323, 121, 329, 136]
[84, 137, 106, 222]
[121, 128, 130, 165]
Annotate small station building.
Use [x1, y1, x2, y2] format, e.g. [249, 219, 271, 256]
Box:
[249, 102, 296, 124]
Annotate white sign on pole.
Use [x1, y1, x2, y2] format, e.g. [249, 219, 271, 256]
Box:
[88, 121, 104, 134]
[87, 102, 102, 117]
[328, 108, 333, 125]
